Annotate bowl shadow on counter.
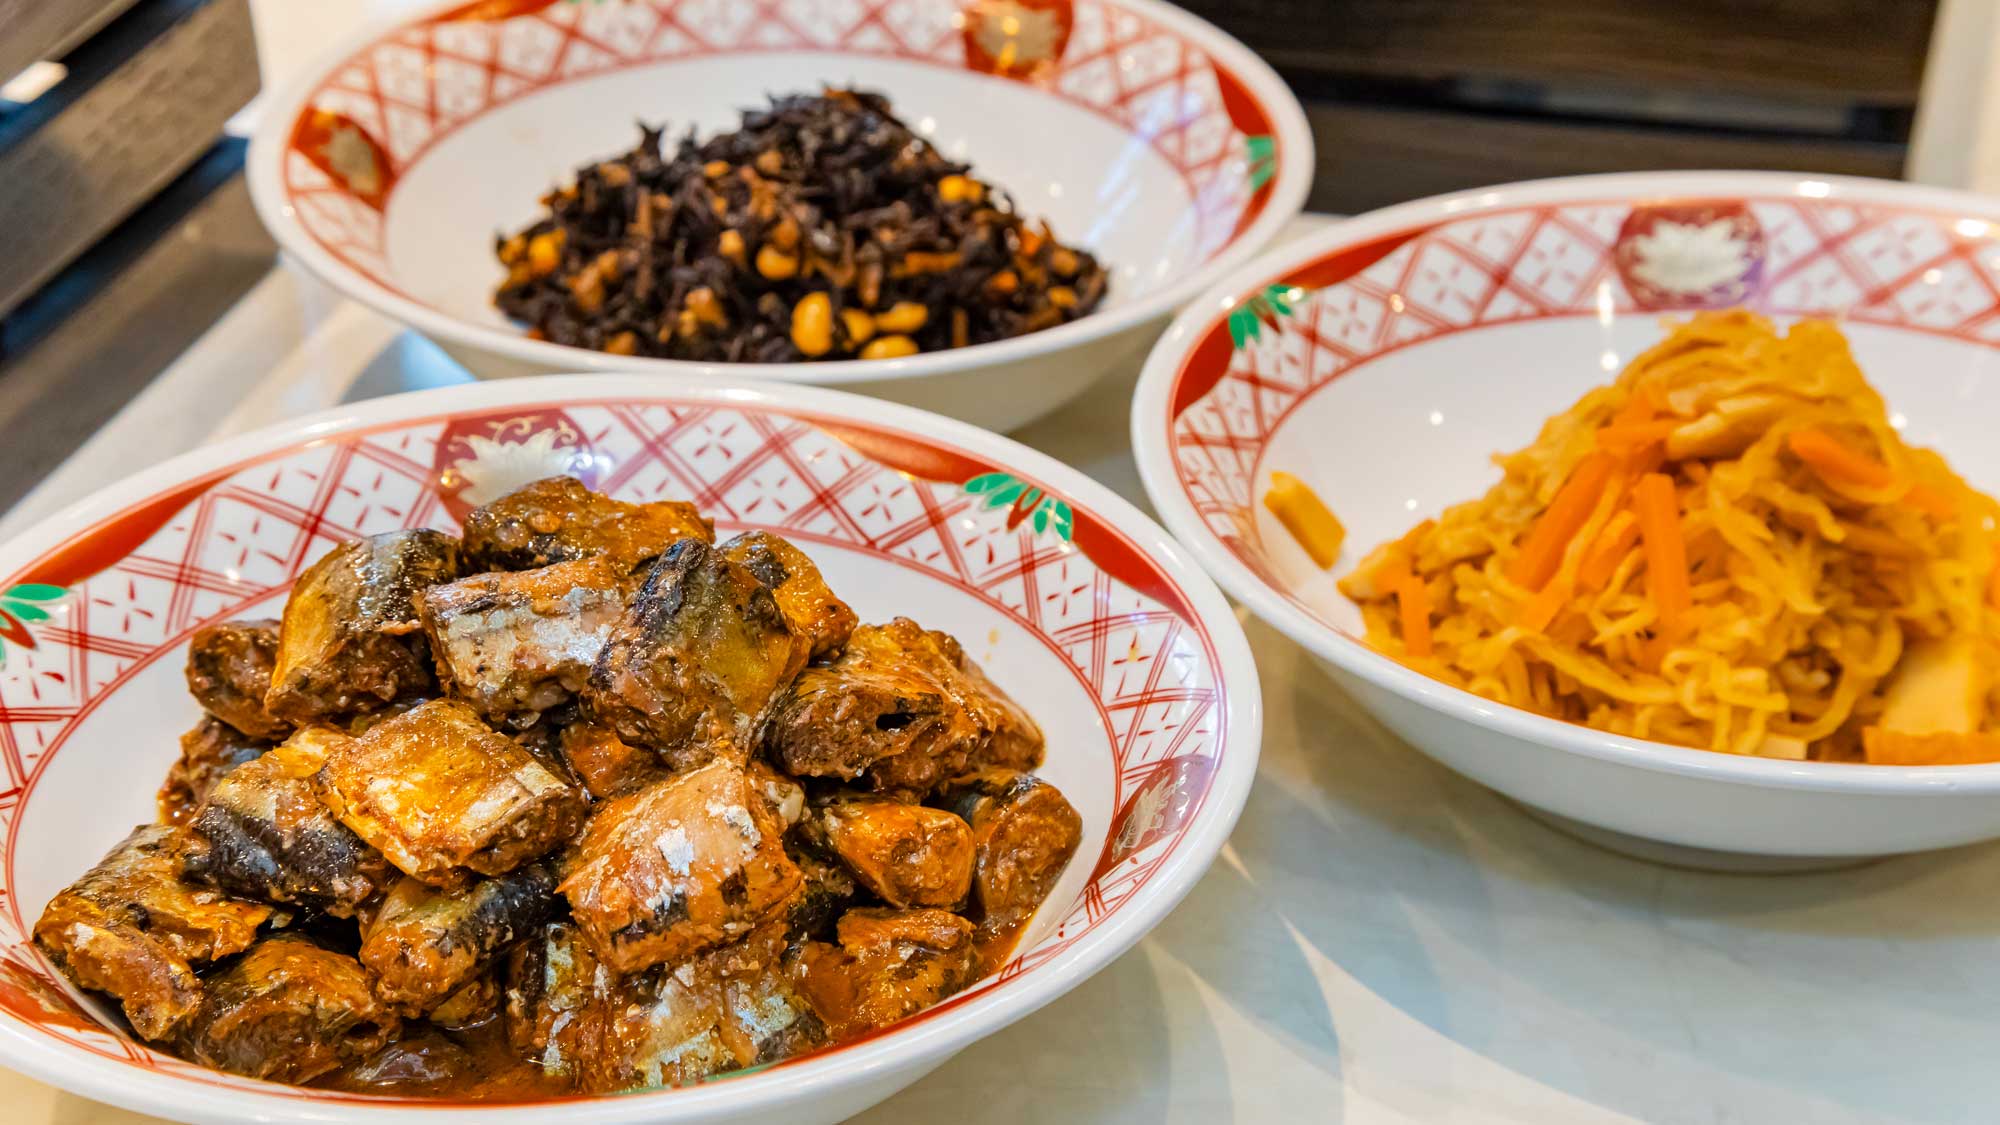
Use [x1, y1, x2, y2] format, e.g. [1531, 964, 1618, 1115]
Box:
[1253, 615, 2000, 1125]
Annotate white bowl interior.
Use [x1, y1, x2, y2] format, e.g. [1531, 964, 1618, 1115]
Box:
[389, 55, 1202, 327]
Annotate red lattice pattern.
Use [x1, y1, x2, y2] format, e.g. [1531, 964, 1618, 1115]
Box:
[1170, 197, 2000, 597]
[284, 0, 1262, 284]
[0, 399, 1227, 1099]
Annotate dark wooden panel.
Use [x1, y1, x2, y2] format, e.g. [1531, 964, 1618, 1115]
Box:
[0, 0, 257, 317]
[1179, 0, 1936, 106]
[1304, 104, 1907, 215]
[0, 0, 140, 85]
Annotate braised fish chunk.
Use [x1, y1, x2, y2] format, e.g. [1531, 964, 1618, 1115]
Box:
[157, 717, 269, 826]
[33, 825, 269, 1040]
[266, 530, 459, 723]
[584, 540, 808, 768]
[315, 699, 586, 886]
[941, 770, 1081, 938]
[943, 633, 1045, 773]
[784, 840, 859, 940]
[565, 921, 824, 1093]
[768, 618, 1032, 795]
[717, 531, 856, 659]
[558, 720, 669, 800]
[503, 921, 598, 1065]
[184, 619, 290, 740]
[420, 558, 625, 727]
[558, 760, 801, 974]
[360, 864, 561, 1012]
[815, 799, 974, 909]
[461, 476, 712, 575]
[801, 908, 977, 1040]
[178, 934, 398, 1084]
[181, 727, 389, 917]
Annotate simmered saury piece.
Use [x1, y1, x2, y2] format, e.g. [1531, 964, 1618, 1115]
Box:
[420, 558, 625, 726]
[181, 727, 388, 917]
[800, 908, 977, 1041]
[813, 798, 975, 909]
[461, 475, 713, 576]
[938, 632, 1045, 773]
[503, 921, 598, 1062]
[940, 770, 1081, 937]
[767, 618, 1042, 795]
[33, 825, 269, 1040]
[584, 540, 808, 768]
[428, 971, 503, 1030]
[177, 934, 398, 1084]
[157, 717, 270, 826]
[785, 841, 860, 939]
[717, 531, 857, 659]
[324, 1028, 474, 1095]
[558, 759, 801, 974]
[184, 619, 291, 740]
[558, 720, 669, 800]
[315, 699, 586, 886]
[265, 530, 459, 723]
[360, 863, 562, 1012]
[525, 920, 824, 1093]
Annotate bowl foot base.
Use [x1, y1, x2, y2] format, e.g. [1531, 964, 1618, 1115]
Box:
[1511, 802, 1883, 874]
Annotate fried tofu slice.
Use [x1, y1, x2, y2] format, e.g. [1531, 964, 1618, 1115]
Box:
[813, 798, 974, 909]
[360, 864, 561, 1012]
[419, 558, 625, 727]
[314, 699, 586, 886]
[265, 530, 459, 723]
[941, 770, 1082, 939]
[177, 934, 398, 1084]
[181, 727, 389, 917]
[33, 825, 269, 1040]
[584, 540, 809, 768]
[800, 908, 977, 1040]
[184, 619, 291, 740]
[717, 531, 856, 659]
[461, 476, 712, 576]
[767, 619, 1041, 795]
[157, 717, 270, 826]
[558, 760, 801, 974]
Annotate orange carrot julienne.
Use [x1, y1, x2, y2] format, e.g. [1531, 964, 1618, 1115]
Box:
[1394, 571, 1433, 658]
[1988, 544, 2000, 610]
[1609, 388, 1660, 428]
[1578, 510, 1641, 591]
[1507, 451, 1618, 591]
[1518, 575, 1573, 633]
[1788, 428, 1897, 490]
[1634, 473, 1690, 634]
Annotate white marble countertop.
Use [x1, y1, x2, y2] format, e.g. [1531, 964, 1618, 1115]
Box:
[7, 4, 1998, 1121]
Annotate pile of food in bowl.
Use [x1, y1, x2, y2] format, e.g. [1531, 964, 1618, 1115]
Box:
[32, 475, 1081, 1097]
[493, 90, 1110, 364]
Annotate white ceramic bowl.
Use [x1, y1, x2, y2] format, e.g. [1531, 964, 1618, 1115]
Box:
[0, 375, 1260, 1122]
[245, 0, 1311, 432]
[1133, 171, 2000, 869]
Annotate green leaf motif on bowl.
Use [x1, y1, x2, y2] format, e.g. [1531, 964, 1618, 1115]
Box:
[0, 583, 65, 669]
[965, 472, 1074, 542]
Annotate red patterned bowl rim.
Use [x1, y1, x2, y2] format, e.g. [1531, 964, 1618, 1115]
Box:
[244, 0, 1315, 386]
[0, 376, 1262, 1121]
[1131, 169, 2000, 793]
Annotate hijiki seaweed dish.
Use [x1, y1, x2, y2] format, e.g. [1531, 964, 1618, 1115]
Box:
[494, 90, 1110, 363]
